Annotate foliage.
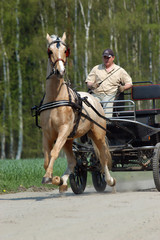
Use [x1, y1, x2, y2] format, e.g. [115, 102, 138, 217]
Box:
[0, 0, 160, 158]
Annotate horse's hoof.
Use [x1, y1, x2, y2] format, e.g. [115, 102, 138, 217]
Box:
[52, 176, 63, 186]
[59, 185, 68, 193]
[111, 178, 116, 187]
[42, 177, 52, 184]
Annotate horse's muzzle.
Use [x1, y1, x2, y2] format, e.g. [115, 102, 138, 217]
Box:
[55, 69, 65, 77]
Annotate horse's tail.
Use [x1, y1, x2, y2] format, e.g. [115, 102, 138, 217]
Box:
[91, 140, 100, 161]
[91, 138, 112, 171]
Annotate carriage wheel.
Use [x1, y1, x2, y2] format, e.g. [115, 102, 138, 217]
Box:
[153, 142, 160, 191]
[69, 167, 87, 194]
[92, 171, 106, 192]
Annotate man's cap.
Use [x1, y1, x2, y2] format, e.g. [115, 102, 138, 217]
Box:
[102, 49, 114, 57]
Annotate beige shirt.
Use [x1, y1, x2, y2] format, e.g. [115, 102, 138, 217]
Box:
[85, 63, 132, 95]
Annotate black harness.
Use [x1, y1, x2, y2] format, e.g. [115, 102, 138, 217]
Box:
[31, 84, 107, 139]
[31, 37, 108, 138]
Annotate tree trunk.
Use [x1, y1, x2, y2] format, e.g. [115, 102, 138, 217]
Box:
[0, 9, 14, 159]
[147, 0, 152, 81]
[50, 0, 58, 35]
[1, 53, 7, 159]
[15, 0, 23, 160]
[155, 0, 160, 82]
[79, 0, 92, 79]
[108, 0, 114, 49]
[73, 0, 78, 86]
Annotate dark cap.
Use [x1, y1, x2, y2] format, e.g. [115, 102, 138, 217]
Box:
[102, 49, 114, 57]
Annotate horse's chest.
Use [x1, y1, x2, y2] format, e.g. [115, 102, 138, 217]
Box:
[40, 107, 73, 130]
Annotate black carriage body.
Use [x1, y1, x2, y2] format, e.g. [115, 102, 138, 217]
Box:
[104, 82, 160, 172]
[71, 81, 160, 193]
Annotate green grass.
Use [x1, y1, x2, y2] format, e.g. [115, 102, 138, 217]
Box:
[0, 158, 67, 194]
[0, 158, 153, 194]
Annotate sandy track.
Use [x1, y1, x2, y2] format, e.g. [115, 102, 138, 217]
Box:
[1, 176, 160, 240]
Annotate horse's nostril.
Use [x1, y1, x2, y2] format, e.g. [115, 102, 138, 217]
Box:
[55, 69, 65, 77]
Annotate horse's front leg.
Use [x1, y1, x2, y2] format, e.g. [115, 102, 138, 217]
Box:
[57, 139, 76, 192]
[42, 128, 70, 184]
[42, 133, 53, 172]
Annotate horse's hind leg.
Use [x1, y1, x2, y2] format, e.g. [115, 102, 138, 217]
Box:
[89, 131, 116, 188]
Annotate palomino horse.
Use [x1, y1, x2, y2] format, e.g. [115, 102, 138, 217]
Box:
[40, 32, 116, 192]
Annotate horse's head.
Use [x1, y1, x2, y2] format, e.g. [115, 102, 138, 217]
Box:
[46, 32, 70, 77]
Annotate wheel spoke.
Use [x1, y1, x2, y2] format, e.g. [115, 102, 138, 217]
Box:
[92, 171, 106, 192]
[69, 168, 87, 194]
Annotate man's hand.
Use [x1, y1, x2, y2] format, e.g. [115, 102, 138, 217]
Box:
[87, 81, 99, 90]
[118, 85, 125, 92]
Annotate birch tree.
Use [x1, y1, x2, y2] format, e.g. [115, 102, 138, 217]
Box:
[0, 35, 14, 159]
[79, 0, 92, 79]
[147, 0, 152, 81]
[108, 0, 114, 50]
[50, 0, 58, 35]
[155, 0, 160, 82]
[0, 4, 14, 159]
[73, 0, 78, 86]
[0, 35, 7, 159]
[15, 0, 23, 160]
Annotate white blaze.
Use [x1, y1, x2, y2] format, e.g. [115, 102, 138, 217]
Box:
[58, 50, 65, 75]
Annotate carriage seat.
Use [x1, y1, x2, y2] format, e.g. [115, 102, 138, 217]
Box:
[131, 84, 160, 125]
[132, 84, 160, 100]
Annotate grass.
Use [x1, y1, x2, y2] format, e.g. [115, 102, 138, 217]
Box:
[0, 158, 67, 194]
[0, 158, 154, 194]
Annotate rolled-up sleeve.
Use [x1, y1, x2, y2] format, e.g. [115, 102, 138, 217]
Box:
[85, 66, 97, 83]
[120, 68, 132, 85]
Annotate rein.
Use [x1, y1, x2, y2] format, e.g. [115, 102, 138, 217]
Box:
[31, 89, 135, 140]
[31, 89, 107, 134]
[32, 38, 107, 136]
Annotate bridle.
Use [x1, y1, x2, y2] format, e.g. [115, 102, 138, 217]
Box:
[47, 38, 70, 78]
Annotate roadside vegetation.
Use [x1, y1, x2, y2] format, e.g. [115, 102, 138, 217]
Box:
[0, 158, 68, 194]
[0, 157, 153, 194]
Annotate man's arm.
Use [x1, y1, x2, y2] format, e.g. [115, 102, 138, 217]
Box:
[86, 81, 99, 90]
[118, 83, 133, 92]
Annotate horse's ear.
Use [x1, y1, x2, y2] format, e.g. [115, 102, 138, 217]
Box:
[46, 33, 52, 43]
[61, 32, 66, 42]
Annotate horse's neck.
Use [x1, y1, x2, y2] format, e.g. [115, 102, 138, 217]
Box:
[45, 76, 68, 103]
[44, 59, 69, 102]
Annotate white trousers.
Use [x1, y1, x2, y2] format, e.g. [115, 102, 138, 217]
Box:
[92, 92, 116, 118]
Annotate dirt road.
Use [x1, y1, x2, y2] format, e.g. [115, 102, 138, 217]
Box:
[0, 175, 160, 240]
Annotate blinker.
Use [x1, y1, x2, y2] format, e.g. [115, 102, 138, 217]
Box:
[47, 48, 52, 57]
[65, 48, 70, 57]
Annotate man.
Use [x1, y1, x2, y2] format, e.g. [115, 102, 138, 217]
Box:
[85, 49, 132, 117]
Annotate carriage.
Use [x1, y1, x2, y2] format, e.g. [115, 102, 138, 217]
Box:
[31, 33, 160, 195]
[69, 81, 160, 194]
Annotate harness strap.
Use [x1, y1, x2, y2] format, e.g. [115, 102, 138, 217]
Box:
[81, 97, 110, 121]
[31, 97, 107, 133]
[80, 112, 106, 131]
[38, 100, 81, 114]
[48, 40, 67, 49]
